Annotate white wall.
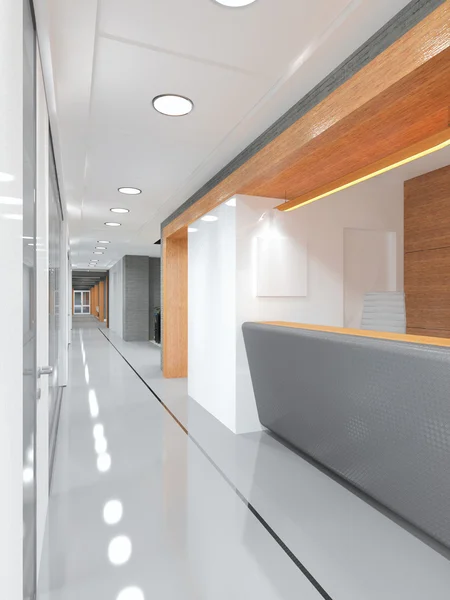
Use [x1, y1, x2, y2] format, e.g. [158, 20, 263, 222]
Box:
[0, 0, 23, 597]
[109, 259, 124, 337]
[188, 203, 237, 432]
[236, 177, 404, 329]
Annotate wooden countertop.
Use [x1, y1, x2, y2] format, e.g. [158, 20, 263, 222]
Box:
[260, 322, 450, 348]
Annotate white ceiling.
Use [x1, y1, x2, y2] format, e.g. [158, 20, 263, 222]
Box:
[34, 0, 413, 270]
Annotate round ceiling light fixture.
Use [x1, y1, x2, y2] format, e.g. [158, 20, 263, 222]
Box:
[200, 215, 218, 222]
[98, 240, 111, 244]
[96, 246, 107, 250]
[110, 208, 129, 214]
[105, 222, 121, 227]
[213, 0, 257, 6]
[153, 94, 193, 117]
[118, 187, 141, 195]
[94, 251, 104, 255]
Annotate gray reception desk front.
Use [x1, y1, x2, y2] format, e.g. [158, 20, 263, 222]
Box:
[242, 321, 450, 551]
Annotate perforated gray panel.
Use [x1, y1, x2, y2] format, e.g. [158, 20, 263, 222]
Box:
[242, 323, 450, 549]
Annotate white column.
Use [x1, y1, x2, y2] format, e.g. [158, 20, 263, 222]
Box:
[0, 0, 24, 598]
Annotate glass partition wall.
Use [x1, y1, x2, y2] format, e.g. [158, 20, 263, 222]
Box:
[48, 140, 63, 465]
[23, 0, 37, 596]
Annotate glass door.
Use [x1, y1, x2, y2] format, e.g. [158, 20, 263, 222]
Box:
[23, 0, 37, 596]
[48, 139, 63, 462]
[74, 290, 90, 314]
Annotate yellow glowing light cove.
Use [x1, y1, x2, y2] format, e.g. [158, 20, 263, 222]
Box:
[278, 130, 450, 212]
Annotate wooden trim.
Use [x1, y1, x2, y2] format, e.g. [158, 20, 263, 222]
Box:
[260, 322, 450, 348]
[98, 280, 105, 323]
[106, 272, 110, 328]
[162, 230, 188, 378]
[276, 128, 450, 212]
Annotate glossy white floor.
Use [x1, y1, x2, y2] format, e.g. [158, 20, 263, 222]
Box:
[38, 317, 450, 600]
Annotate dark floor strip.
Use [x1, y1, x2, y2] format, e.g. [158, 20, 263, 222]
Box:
[98, 327, 333, 600]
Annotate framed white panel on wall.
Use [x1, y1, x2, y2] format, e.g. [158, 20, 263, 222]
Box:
[256, 236, 307, 297]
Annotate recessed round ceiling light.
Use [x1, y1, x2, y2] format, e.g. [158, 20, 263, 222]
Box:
[105, 222, 121, 227]
[118, 187, 141, 195]
[110, 208, 129, 214]
[188, 227, 198, 233]
[201, 215, 218, 222]
[98, 240, 111, 244]
[153, 94, 193, 117]
[213, 0, 257, 6]
[96, 246, 107, 250]
[94, 251, 104, 255]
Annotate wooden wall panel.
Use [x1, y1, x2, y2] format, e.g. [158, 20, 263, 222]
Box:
[404, 164, 450, 253]
[162, 230, 188, 378]
[406, 327, 450, 338]
[405, 165, 450, 337]
[98, 281, 105, 322]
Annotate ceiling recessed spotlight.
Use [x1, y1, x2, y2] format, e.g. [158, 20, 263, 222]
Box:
[225, 197, 237, 207]
[94, 251, 104, 255]
[96, 246, 107, 250]
[0, 171, 14, 182]
[118, 187, 141, 195]
[214, 0, 257, 5]
[105, 222, 121, 227]
[110, 208, 129, 214]
[153, 94, 193, 117]
[200, 215, 218, 222]
[97, 240, 111, 244]
[188, 227, 198, 233]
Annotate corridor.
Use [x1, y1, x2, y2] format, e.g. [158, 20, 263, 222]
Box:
[38, 318, 450, 600]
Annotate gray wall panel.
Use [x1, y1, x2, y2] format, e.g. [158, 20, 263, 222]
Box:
[149, 258, 161, 341]
[243, 322, 450, 550]
[123, 256, 150, 341]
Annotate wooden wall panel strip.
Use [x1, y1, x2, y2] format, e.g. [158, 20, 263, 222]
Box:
[405, 165, 450, 335]
[162, 231, 188, 378]
[407, 327, 450, 338]
[404, 164, 450, 253]
[98, 280, 105, 323]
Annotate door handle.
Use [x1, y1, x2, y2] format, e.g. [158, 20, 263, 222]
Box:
[38, 366, 53, 378]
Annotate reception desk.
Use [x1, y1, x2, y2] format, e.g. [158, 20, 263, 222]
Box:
[242, 321, 450, 550]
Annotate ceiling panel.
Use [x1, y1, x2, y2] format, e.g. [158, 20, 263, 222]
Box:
[35, 0, 415, 270]
[99, 0, 351, 75]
